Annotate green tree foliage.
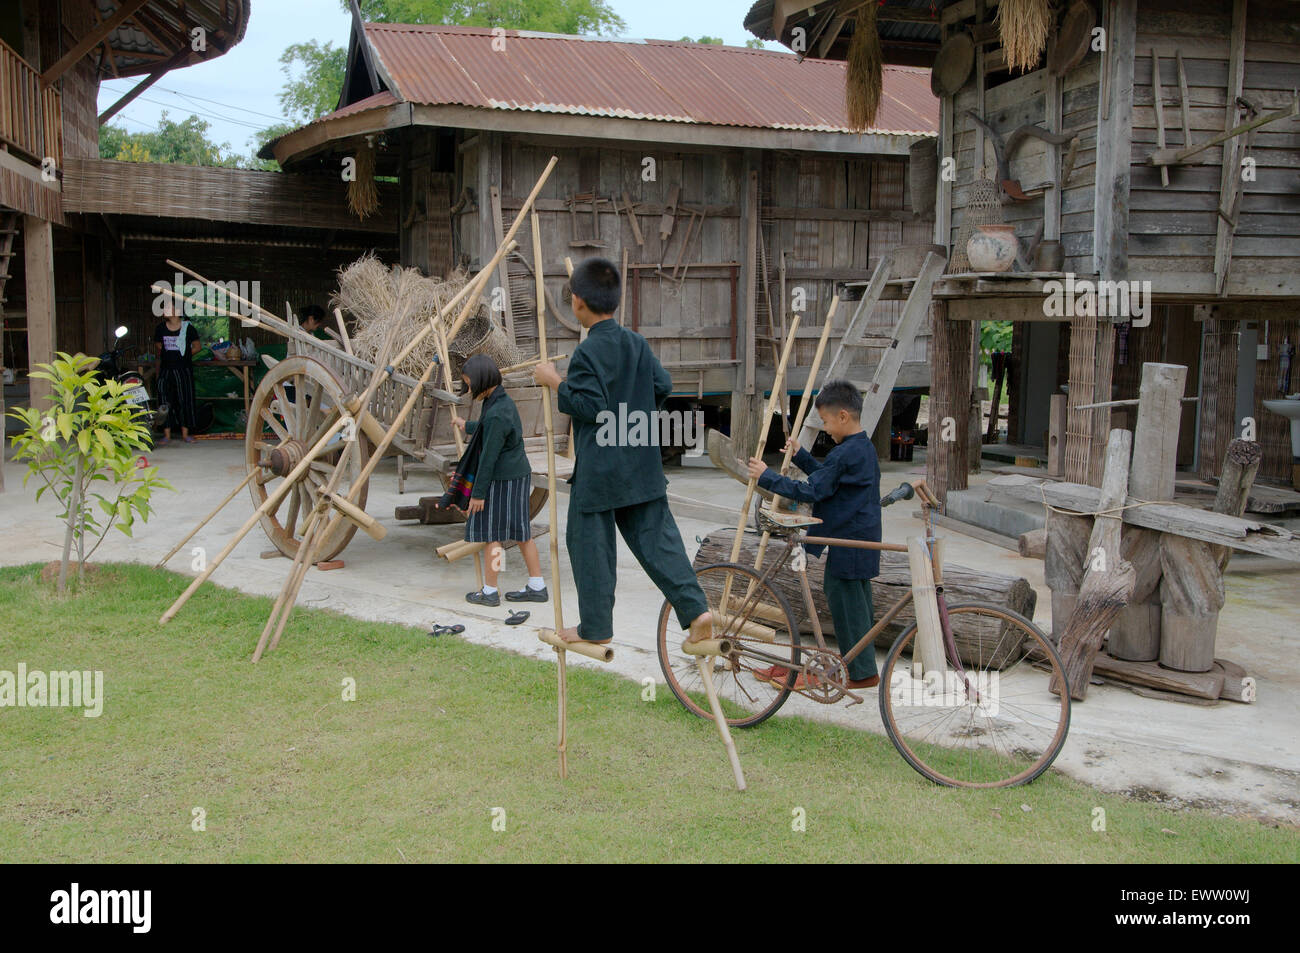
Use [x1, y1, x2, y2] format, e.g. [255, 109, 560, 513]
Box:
[98, 112, 240, 167]
[249, 39, 347, 168]
[678, 35, 724, 44]
[345, 0, 626, 35]
[8, 354, 173, 592]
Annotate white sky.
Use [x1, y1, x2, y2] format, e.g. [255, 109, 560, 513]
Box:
[95, 0, 776, 159]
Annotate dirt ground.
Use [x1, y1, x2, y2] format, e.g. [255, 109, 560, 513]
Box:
[3, 439, 1296, 825]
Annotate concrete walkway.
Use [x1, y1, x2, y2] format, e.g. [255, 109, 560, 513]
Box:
[3, 440, 1297, 824]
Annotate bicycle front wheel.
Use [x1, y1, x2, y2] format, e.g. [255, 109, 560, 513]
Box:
[656, 562, 801, 728]
[879, 602, 1070, 788]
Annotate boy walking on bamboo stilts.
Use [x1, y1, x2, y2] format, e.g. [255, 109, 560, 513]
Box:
[534, 258, 712, 646]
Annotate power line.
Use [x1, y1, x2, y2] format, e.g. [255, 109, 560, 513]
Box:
[99, 83, 294, 128]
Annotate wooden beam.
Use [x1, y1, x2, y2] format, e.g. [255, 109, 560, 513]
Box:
[1093, 0, 1136, 281]
[23, 216, 56, 409]
[41, 0, 149, 85]
[743, 164, 759, 396]
[990, 476, 1300, 562]
[1213, 0, 1248, 296]
[98, 56, 184, 124]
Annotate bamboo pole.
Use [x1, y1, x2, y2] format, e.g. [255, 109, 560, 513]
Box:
[534, 209, 571, 779]
[333, 307, 353, 355]
[499, 352, 568, 375]
[719, 313, 802, 616]
[680, 638, 735, 657]
[695, 656, 746, 791]
[159, 415, 348, 624]
[155, 469, 256, 568]
[739, 297, 839, 613]
[539, 628, 614, 663]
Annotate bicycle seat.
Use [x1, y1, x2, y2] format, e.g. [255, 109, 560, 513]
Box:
[756, 506, 822, 536]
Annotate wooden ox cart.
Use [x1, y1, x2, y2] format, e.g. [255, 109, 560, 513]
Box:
[249, 328, 571, 563]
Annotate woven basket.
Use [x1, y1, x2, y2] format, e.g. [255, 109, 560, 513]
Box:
[950, 177, 1005, 273]
[449, 306, 525, 378]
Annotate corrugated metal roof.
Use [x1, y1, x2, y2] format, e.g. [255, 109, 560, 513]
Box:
[361, 24, 938, 136]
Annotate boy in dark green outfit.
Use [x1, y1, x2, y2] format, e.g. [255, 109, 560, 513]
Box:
[534, 258, 713, 646]
[746, 381, 882, 689]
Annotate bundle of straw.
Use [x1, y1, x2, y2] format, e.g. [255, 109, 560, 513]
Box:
[347, 139, 380, 220]
[332, 254, 474, 378]
[996, 0, 1053, 74]
[845, 3, 883, 133]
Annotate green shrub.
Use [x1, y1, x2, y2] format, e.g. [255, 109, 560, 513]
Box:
[7, 352, 173, 591]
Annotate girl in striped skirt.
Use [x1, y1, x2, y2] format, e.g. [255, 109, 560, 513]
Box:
[453, 355, 547, 608]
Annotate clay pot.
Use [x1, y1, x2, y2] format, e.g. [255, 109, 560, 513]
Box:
[966, 224, 1018, 272]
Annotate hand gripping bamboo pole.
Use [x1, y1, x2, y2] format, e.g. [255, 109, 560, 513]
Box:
[155, 469, 256, 569]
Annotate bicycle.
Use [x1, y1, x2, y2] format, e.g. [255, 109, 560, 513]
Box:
[656, 479, 1071, 788]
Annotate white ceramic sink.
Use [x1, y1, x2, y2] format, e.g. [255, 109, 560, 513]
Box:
[1262, 398, 1300, 458]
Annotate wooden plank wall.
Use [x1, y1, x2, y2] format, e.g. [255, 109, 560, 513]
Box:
[1129, 0, 1300, 295]
[764, 153, 934, 390]
[948, 38, 1101, 275]
[39, 0, 98, 161]
[484, 137, 934, 395]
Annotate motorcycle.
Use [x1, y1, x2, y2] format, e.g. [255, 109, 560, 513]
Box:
[93, 325, 168, 434]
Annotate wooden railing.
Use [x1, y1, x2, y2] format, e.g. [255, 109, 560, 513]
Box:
[0, 38, 63, 167]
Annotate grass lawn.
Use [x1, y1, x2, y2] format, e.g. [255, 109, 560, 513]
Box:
[0, 562, 1293, 863]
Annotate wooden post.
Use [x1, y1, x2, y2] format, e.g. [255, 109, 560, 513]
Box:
[1051, 429, 1136, 700]
[1110, 362, 1186, 658]
[926, 300, 972, 505]
[1211, 438, 1262, 569]
[1043, 509, 1090, 643]
[1128, 363, 1187, 500]
[907, 537, 946, 680]
[1105, 526, 1163, 661]
[23, 216, 56, 410]
[1047, 393, 1067, 477]
[1158, 535, 1223, 673]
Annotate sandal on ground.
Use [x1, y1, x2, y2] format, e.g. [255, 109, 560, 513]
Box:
[428, 623, 465, 637]
[504, 610, 530, 626]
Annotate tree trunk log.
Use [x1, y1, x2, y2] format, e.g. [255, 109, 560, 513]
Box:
[1158, 534, 1224, 673]
[1043, 508, 1090, 643]
[1211, 438, 1262, 570]
[694, 528, 1038, 669]
[1106, 527, 1164, 661]
[1018, 528, 1046, 559]
[1053, 429, 1136, 700]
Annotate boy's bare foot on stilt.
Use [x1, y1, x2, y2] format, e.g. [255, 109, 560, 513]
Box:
[685, 612, 714, 643]
[555, 626, 612, 646]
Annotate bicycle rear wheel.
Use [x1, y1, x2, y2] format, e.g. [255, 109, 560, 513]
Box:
[878, 602, 1070, 788]
[656, 561, 801, 728]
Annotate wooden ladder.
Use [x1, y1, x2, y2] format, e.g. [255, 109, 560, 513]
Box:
[0, 209, 19, 308]
[797, 250, 947, 445]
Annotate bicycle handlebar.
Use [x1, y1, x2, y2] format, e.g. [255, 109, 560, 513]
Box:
[880, 483, 915, 508]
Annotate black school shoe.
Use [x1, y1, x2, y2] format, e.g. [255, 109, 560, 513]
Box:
[465, 589, 500, 607]
[505, 586, 548, 603]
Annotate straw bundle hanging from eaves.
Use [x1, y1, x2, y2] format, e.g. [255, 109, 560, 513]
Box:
[845, 3, 883, 133]
[996, 0, 1054, 73]
[347, 139, 380, 220]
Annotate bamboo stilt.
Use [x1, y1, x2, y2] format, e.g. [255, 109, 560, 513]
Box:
[719, 314, 802, 616]
[333, 307, 353, 355]
[155, 469, 256, 568]
[696, 656, 746, 791]
[535, 210, 572, 779]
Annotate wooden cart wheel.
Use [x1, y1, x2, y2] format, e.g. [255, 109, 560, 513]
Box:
[245, 356, 371, 561]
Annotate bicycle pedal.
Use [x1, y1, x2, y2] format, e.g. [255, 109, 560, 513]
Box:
[844, 690, 864, 706]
